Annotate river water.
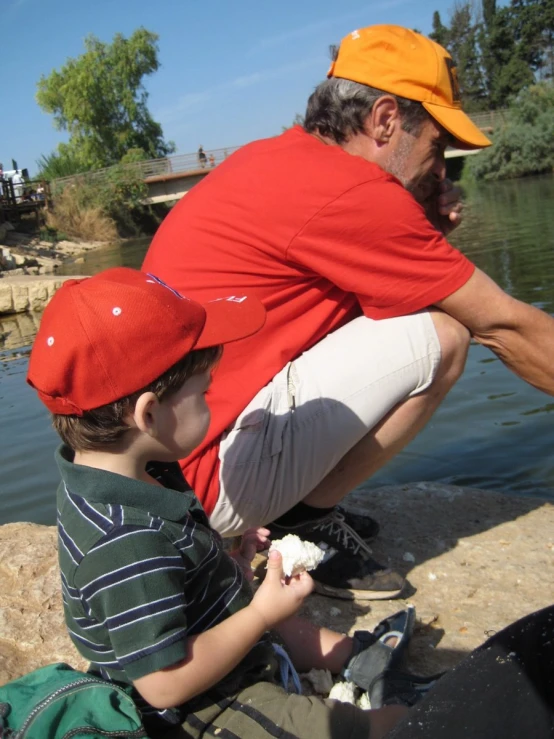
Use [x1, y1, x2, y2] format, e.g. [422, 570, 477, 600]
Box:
[1, 174, 554, 525]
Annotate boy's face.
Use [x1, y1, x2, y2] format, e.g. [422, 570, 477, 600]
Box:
[155, 369, 213, 459]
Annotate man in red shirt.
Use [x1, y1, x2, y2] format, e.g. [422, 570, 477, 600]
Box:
[143, 25, 554, 600]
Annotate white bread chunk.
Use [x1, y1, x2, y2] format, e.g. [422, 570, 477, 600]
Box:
[268, 534, 325, 577]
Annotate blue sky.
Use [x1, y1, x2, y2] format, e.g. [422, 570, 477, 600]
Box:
[1, 0, 458, 175]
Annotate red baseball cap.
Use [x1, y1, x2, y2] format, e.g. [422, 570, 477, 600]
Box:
[27, 267, 266, 415]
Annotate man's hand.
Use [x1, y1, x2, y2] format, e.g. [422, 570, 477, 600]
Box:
[424, 178, 463, 236]
[249, 550, 314, 628]
[229, 527, 270, 581]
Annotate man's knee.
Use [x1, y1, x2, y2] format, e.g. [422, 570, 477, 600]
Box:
[429, 309, 470, 384]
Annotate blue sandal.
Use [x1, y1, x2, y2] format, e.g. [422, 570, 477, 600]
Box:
[368, 667, 445, 708]
[341, 606, 416, 691]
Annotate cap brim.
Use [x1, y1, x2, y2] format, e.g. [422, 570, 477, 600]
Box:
[194, 294, 266, 349]
[423, 102, 492, 149]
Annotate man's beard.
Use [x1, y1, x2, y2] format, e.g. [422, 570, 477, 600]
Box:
[384, 135, 438, 205]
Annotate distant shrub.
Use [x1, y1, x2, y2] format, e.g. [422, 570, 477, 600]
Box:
[462, 83, 554, 183]
[36, 147, 87, 180]
[46, 186, 118, 243]
[48, 162, 148, 241]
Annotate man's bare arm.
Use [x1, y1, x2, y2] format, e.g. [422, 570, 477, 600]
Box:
[437, 267, 554, 395]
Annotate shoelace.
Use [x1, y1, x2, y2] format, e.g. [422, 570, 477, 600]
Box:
[272, 643, 302, 694]
[312, 511, 373, 558]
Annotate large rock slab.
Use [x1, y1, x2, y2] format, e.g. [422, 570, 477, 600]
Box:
[0, 275, 87, 315]
[0, 523, 87, 684]
[0, 484, 552, 686]
[302, 483, 554, 674]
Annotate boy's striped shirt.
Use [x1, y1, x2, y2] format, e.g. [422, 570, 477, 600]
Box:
[55, 445, 267, 727]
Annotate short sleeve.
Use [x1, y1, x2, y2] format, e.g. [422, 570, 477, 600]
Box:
[287, 177, 475, 319]
[75, 526, 188, 680]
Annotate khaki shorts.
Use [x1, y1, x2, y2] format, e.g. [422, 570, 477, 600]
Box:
[211, 312, 441, 536]
[170, 680, 375, 739]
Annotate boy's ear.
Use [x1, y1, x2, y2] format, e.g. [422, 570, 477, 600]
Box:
[132, 392, 160, 436]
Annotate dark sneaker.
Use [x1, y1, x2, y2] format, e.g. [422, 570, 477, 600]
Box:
[267, 505, 379, 546]
[312, 547, 406, 600]
[367, 668, 444, 709]
[268, 508, 404, 600]
[334, 506, 380, 542]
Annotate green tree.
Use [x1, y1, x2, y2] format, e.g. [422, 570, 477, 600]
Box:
[36, 28, 175, 170]
[36, 148, 87, 180]
[462, 82, 554, 181]
[429, 10, 449, 47]
[486, 4, 535, 107]
[442, 2, 487, 111]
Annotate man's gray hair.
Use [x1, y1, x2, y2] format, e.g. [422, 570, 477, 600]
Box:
[304, 75, 431, 145]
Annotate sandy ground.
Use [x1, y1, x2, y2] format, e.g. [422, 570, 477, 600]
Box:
[1, 483, 552, 686]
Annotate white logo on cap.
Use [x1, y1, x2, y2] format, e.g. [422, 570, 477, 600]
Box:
[112, 307, 122, 316]
[351, 29, 360, 40]
[210, 296, 248, 304]
[47, 336, 55, 346]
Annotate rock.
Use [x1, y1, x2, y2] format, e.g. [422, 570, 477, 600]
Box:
[0, 275, 88, 315]
[1, 485, 552, 687]
[303, 483, 554, 675]
[0, 523, 87, 685]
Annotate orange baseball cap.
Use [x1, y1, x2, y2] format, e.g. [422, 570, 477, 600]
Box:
[327, 24, 491, 149]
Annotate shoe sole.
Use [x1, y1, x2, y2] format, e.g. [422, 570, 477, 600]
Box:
[313, 580, 405, 601]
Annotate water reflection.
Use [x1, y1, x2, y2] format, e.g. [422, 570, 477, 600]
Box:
[1, 175, 553, 525]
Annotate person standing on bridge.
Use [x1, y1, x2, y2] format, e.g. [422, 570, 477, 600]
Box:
[143, 24, 554, 600]
[197, 145, 208, 168]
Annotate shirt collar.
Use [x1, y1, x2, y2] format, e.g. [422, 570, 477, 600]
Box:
[55, 445, 196, 522]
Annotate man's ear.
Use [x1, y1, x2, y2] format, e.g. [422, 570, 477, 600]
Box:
[132, 392, 160, 437]
[365, 95, 401, 143]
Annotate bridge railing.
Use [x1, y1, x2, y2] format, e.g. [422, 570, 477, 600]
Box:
[52, 110, 509, 191]
[52, 145, 242, 190]
[465, 109, 509, 130]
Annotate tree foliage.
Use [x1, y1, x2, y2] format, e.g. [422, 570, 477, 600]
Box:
[430, 0, 553, 110]
[36, 148, 88, 180]
[36, 28, 174, 170]
[462, 82, 554, 180]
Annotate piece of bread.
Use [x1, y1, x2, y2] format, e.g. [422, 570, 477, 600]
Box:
[268, 534, 326, 577]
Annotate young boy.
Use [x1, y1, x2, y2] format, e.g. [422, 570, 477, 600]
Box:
[27, 267, 414, 739]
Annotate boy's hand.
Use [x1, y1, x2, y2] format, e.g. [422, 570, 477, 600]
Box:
[249, 550, 314, 628]
[230, 527, 270, 581]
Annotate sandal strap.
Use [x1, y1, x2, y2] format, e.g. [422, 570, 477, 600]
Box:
[341, 638, 395, 691]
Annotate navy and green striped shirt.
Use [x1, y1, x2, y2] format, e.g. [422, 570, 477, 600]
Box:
[55, 445, 270, 725]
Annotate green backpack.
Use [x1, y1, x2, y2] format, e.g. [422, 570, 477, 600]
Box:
[0, 662, 148, 738]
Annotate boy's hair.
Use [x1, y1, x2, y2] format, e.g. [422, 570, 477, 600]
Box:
[53, 345, 222, 451]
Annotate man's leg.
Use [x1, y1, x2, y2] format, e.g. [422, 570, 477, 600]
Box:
[212, 310, 469, 596]
[302, 309, 469, 508]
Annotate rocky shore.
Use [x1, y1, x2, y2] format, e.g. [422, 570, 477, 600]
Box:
[1, 484, 552, 686]
[0, 223, 106, 279]
[0, 224, 105, 318]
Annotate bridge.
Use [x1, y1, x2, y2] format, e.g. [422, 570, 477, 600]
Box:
[52, 110, 507, 205]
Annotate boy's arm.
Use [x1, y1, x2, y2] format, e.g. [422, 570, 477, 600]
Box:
[134, 603, 268, 708]
[134, 550, 313, 709]
[275, 615, 353, 674]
